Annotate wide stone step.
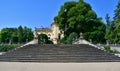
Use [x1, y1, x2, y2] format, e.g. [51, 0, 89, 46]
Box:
[0, 44, 120, 62]
[0, 54, 117, 58]
[0, 57, 120, 62]
[3, 53, 114, 57]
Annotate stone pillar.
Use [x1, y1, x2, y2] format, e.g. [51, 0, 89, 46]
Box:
[90, 39, 92, 43]
[79, 32, 83, 44]
[34, 31, 38, 39]
[80, 32, 83, 39]
[106, 40, 109, 46]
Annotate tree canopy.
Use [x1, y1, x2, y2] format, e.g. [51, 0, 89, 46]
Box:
[0, 26, 34, 44]
[54, 0, 106, 43]
[66, 32, 78, 44]
[105, 0, 120, 43]
[38, 34, 53, 44]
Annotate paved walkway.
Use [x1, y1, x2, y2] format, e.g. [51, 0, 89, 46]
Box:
[0, 62, 120, 71]
[19, 39, 38, 48]
[25, 39, 38, 45]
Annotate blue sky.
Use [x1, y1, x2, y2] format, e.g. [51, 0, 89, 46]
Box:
[0, 0, 119, 30]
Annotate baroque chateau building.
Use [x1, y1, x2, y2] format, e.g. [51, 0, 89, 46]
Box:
[34, 22, 64, 44]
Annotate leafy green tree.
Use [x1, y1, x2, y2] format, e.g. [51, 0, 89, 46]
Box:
[38, 34, 53, 44]
[22, 26, 28, 42]
[114, 0, 120, 21]
[54, 0, 106, 43]
[11, 31, 18, 43]
[46, 40, 53, 44]
[105, 14, 111, 41]
[27, 28, 34, 41]
[105, 21, 116, 43]
[66, 32, 78, 44]
[23, 26, 34, 42]
[0, 26, 33, 44]
[106, 0, 120, 43]
[105, 14, 111, 31]
[0, 28, 9, 43]
[18, 26, 24, 43]
[18, 26, 34, 43]
[113, 0, 120, 43]
[60, 37, 67, 44]
[113, 23, 120, 43]
[0, 28, 18, 43]
[0, 32, 1, 43]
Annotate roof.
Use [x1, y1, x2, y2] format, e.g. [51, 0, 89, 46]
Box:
[35, 28, 52, 32]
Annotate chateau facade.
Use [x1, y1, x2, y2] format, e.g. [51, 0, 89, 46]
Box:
[34, 22, 64, 44]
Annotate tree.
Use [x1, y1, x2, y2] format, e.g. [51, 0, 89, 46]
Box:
[0, 28, 9, 43]
[54, 0, 106, 43]
[23, 26, 34, 42]
[105, 20, 116, 43]
[9, 28, 18, 44]
[0, 28, 18, 43]
[18, 26, 34, 43]
[105, 14, 111, 29]
[114, 0, 120, 21]
[27, 28, 34, 41]
[38, 34, 53, 44]
[105, 14, 111, 41]
[66, 32, 78, 44]
[113, 0, 120, 43]
[106, 0, 120, 43]
[0, 26, 33, 44]
[114, 23, 120, 43]
[18, 26, 24, 43]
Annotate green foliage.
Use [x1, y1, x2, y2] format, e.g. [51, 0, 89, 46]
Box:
[18, 26, 24, 43]
[38, 34, 48, 43]
[114, 0, 120, 20]
[60, 37, 67, 44]
[103, 45, 111, 52]
[38, 34, 53, 44]
[105, 0, 120, 43]
[0, 44, 20, 52]
[54, 0, 106, 43]
[0, 28, 18, 43]
[84, 31, 106, 43]
[105, 14, 111, 29]
[46, 40, 53, 44]
[0, 28, 9, 43]
[103, 45, 119, 53]
[66, 32, 78, 44]
[0, 26, 34, 44]
[22, 26, 34, 42]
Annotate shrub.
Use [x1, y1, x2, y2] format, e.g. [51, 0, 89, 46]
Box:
[103, 45, 119, 53]
[103, 45, 111, 52]
[66, 32, 78, 44]
[46, 40, 53, 44]
[38, 34, 53, 44]
[60, 37, 67, 44]
[0, 44, 20, 52]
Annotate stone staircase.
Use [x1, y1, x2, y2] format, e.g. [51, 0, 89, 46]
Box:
[0, 44, 120, 62]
